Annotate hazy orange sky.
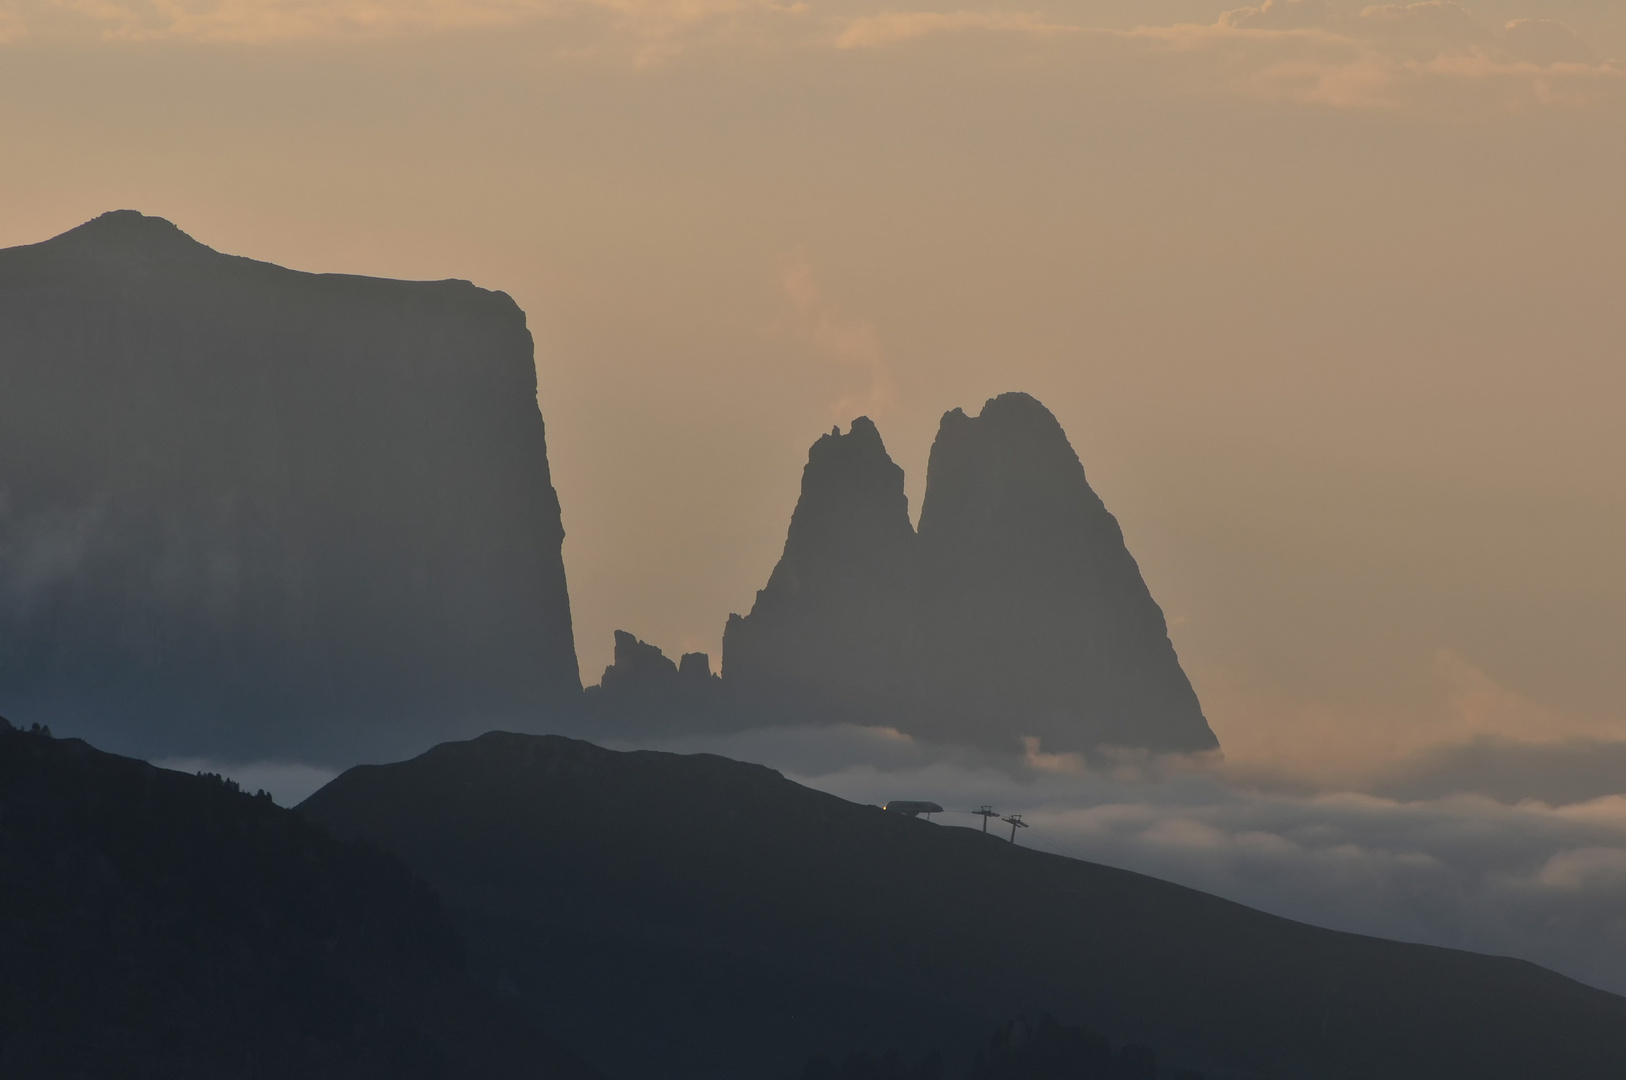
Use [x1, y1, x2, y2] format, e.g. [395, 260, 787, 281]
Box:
[3, 0, 1622, 780]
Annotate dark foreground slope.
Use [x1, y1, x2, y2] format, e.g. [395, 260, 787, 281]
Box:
[0, 719, 595, 1080]
[0, 211, 579, 764]
[301, 733, 1626, 1080]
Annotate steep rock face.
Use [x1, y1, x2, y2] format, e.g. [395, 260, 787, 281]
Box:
[914, 393, 1215, 753]
[0, 212, 580, 764]
[722, 416, 916, 726]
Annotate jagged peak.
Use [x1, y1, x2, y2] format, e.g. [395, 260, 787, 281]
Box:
[808, 415, 888, 461]
[787, 415, 911, 545]
[846, 414, 882, 439]
[609, 630, 676, 674]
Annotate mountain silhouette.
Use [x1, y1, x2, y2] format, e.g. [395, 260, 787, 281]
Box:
[716, 397, 1214, 754]
[0, 211, 579, 764]
[583, 629, 723, 725]
[0, 716, 597, 1079]
[300, 732, 1626, 1080]
[723, 416, 918, 728]
[911, 393, 1213, 754]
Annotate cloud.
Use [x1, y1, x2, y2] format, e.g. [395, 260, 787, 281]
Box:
[610, 720, 1626, 995]
[1197, 647, 1626, 793]
[835, 10, 1070, 51]
[779, 253, 896, 420]
[1536, 846, 1626, 891]
[5, 0, 803, 55]
[0, 6, 25, 42]
[0, 496, 108, 613]
[5, 0, 1618, 113]
[837, 1, 1624, 112]
[1176, 3, 1619, 110]
[1221, 0, 1331, 31]
[1373, 737, 1626, 805]
[1020, 734, 1088, 774]
[1502, 17, 1592, 66]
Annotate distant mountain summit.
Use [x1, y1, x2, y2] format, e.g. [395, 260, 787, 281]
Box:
[722, 415, 918, 727]
[29, 209, 217, 263]
[912, 392, 1213, 753]
[0, 211, 580, 764]
[713, 394, 1215, 755]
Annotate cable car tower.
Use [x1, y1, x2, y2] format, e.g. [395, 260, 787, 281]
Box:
[973, 805, 1000, 833]
[1002, 813, 1028, 844]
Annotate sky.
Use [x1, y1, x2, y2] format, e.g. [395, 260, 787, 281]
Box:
[5, 0, 1625, 987]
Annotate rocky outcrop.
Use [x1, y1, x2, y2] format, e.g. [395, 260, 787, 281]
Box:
[719, 395, 1216, 755]
[913, 393, 1215, 753]
[584, 631, 722, 727]
[721, 417, 917, 727]
[0, 211, 581, 765]
[600, 631, 681, 699]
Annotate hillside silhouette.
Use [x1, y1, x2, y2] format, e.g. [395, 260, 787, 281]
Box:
[301, 732, 1626, 1079]
[0, 717, 596, 1079]
[802, 1013, 1199, 1080]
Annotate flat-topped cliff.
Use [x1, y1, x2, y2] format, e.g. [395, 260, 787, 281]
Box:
[0, 211, 580, 764]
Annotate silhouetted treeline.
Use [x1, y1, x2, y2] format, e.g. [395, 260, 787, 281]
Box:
[802, 1015, 1204, 1080]
[0, 716, 595, 1079]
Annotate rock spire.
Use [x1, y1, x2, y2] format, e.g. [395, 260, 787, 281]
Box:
[719, 394, 1216, 755]
[913, 392, 1215, 753]
[722, 416, 917, 726]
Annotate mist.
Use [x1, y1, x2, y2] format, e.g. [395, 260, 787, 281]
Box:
[603, 721, 1626, 996]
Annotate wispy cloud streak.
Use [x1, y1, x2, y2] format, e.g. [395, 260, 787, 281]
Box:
[779, 253, 896, 420]
[4, 0, 1620, 116]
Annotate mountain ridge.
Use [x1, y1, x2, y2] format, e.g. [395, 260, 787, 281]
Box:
[0, 716, 597, 1079]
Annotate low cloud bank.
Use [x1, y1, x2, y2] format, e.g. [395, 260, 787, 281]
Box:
[158, 721, 1626, 992]
[612, 723, 1626, 996]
